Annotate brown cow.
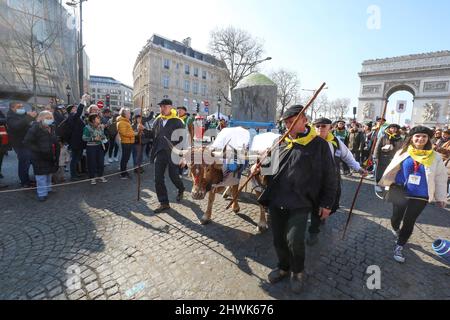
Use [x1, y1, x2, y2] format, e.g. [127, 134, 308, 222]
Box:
[188, 147, 268, 233]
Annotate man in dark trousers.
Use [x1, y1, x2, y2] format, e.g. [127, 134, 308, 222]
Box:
[255, 105, 337, 294]
[6, 101, 37, 187]
[151, 99, 185, 213]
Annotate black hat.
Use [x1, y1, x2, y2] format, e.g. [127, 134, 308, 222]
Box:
[376, 116, 387, 122]
[280, 105, 305, 121]
[365, 121, 373, 128]
[408, 126, 433, 138]
[177, 106, 187, 112]
[157, 99, 173, 106]
[66, 105, 75, 113]
[387, 123, 401, 130]
[336, 119, 346, 124]
[313, 117, 332, 125]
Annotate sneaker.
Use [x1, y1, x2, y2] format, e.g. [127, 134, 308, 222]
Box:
[98, 177, 108, 183]
[38, 196, 47, 202]
[290, 273, 305, 294]
[394, 245, 406, 263]
[375, 186, 383, 193]
[154, 204, 171, 214]
[176, 190, 184, 202]
[91, 179, 97, 185]
[108, 158, 114, 164]
[120, 173, 131, 180]
[268, 268, 289, 284]
[114, 157, 119, 162]
[306, 233, 319, 246]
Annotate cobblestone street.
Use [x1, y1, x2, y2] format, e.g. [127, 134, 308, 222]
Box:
[0, 154, 449, 300]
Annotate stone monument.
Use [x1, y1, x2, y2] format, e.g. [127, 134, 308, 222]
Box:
[231, 73, 277, 123]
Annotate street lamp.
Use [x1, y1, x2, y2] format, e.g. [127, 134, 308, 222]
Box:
[66, 84, 71, 105]
[235, 56, 272, 66]
[217, 97, 222, 120]
[66, 0, 87, 99]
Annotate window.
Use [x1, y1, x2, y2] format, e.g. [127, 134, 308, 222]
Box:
[194, 67, 199, 77]
[163, 76, 170, 89]
[202, 70, 207, 80]
[164, 59, 170, 69]
[184, 80, 190, 93]
[201, 84, 207, 96]
[185, 64, 190, 75]
[193, 82, 199, 95]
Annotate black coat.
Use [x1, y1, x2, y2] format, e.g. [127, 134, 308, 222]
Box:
[258, 135, 338, 211]
[67, 104, 86, 150]
[6, 109, 35, 148]
[150, 117, 185, 162]
[23, 123, 60, 175]
[0, 110, 9, 153]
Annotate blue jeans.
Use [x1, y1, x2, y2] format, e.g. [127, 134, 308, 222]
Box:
[36, 174, 52, 197]
[86, 145, 105, 179]
[70, 148, 83, 178]
[13, 146, 32, 186]
[132, 144, 144, 167]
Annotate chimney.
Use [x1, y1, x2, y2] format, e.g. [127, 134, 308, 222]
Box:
[182, 37, 192, 48]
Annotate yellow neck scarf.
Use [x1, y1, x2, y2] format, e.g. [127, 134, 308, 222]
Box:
[179, 115, 187, 122]
[157, 109, 182, 121]
[407, 145, 435, 168]
[326, 132, 338, 148]
[385, 129, 399, 140]
[285, 125, 317, 149]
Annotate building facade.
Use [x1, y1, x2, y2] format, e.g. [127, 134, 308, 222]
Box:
[90, 76, 133, 111]
[133, 35, 229, 115]
[0, 0, 88, 106]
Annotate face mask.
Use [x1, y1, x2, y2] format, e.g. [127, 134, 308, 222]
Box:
[43, 119, 54, 126]
[16, 109, 26, 115]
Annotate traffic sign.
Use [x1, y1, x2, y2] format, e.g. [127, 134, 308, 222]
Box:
[97, 100, 104, 109]
[396, 100, 407, 114]
[204, 107, 209, 113]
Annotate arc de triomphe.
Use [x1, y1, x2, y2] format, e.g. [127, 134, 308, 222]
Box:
[358, 51, 450, 127]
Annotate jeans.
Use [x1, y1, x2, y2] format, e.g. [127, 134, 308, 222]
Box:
[392, 199, 428, 246]
[108, 136, 119, 158]
[70, 148, 83, 178]
[13, 146, 32, 186]
[269, 207, 310, 274]
[132, 144, 144, 167]
[0, 151, 5, 174]
[154, 151, 184, 205]
[120, 143, 133, 176]
[35, 174, 52, 197]
[86, 145, 105, 179]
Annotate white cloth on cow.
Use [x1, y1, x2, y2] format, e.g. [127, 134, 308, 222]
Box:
[250, 132, 282, 152]
[211, 164, 245, 189]
[211, 127, 250, 150]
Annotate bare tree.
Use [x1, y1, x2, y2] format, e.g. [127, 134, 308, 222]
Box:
[0, 0, 65, 106]
[209, 26, 265, 102]
[270, 69, 300, 117]
[330, 98, 351, 120]
[313, 95, 329, 119]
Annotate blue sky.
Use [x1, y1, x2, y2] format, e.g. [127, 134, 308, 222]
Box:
[79, 0, 450, 120]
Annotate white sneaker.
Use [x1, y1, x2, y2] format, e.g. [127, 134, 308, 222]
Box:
[394, 245, 405, 263]
[98, 177, 108, 183]
[108, 158, 114, 164]
[114, 157, 119, 162]
[91, 179, 97, 185]
[375, 186, 383, 193]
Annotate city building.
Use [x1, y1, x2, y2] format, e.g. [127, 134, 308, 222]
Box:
[0, 0, 89, 106]
[90, 76, 133, 110]
[133, 34, 229, 115]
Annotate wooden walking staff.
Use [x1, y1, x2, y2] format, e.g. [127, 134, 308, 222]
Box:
[137, 96, 144, 201]
[342, 99, 389, 239]
[225, 82, 327, 210]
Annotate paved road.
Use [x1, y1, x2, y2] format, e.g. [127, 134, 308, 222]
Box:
[0, 153, 449, 300]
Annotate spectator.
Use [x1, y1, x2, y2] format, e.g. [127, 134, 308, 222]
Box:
[348, 122, 365, 165]
[431, 128, 442, 146]
[82, 114, 108, 185]
[361, 122, 375, 171]
[23, 111, 60, 201]
[374, 124, 403, 190]
[53, 105, 67, 129]
[55, 138, 70, 183]
[106, 111, 120, 163]
[131, 109, 146, 174]
[0, 109, 9, 188]
[333, 120, 350, 175]
[67, 95, 89, 181]
[117, 108, 135, 179]
[6, 101, 37, 187]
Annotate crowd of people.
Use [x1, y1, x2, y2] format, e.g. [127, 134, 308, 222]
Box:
[0, 97, 449, 294]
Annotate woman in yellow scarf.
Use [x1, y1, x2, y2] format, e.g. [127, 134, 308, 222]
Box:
[379, 126, 447, 264]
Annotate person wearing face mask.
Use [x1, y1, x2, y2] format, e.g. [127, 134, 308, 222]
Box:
[82, 114, 108, 185]
[380, 126, 447, 263]
[23, 111, 60, 201]
[6, 101, 37, 188]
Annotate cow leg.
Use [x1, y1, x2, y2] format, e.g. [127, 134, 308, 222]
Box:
[255, 191, 268, 233]
[231, 185, 241, 214]
[200, 191, 216, 225]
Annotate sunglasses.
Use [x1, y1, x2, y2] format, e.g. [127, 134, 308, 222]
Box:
[315, 124, 329, 129]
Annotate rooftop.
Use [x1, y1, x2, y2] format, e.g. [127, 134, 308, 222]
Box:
[90, 76, 133, 90]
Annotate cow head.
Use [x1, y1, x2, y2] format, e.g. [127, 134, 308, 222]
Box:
[190, 148, 223, 200]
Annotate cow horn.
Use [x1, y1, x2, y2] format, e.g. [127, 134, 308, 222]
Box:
[164, 137, 190, 157]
